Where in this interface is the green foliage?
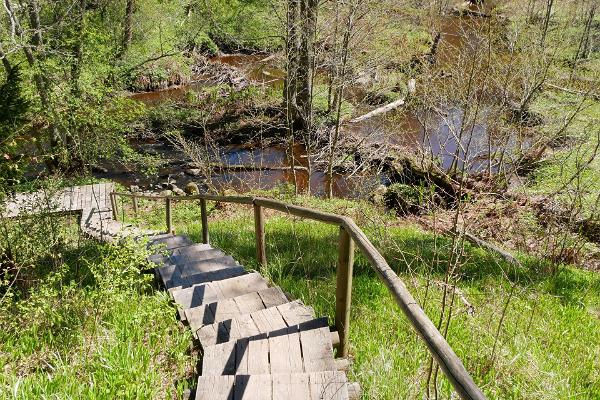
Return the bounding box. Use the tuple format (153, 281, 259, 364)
(196, 0, 282, 51)
(0, 217, 194, 398)
(384, 183, 433, 215)
(0, 67, 29, 187)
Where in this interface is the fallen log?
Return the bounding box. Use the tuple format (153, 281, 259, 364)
(463, 231, 521, 266)
(349, 97, 407, 123)
(212, 164, 308, 172)
(545, 83, 600, 101)
(185, 164, 309, 177)
(420, 219, 521, 266)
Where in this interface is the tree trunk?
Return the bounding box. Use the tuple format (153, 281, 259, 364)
(122, 0, 135, 54)
(27, 0, 44, 49)
(581, 2, 596, 59)
(284, 0, 316, 132)
(4, 0, 63, 167)
(540, 0, 553, 47)
(327, 6, 355, 199)
(284, 0, 300, 126)
(0, 44, 11, 75)
(296, 0, 317, 131)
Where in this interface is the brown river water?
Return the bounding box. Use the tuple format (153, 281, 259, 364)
(99, 3, 525, 197)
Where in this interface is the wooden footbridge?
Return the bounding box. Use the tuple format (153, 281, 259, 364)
(2, 183, 486, 400)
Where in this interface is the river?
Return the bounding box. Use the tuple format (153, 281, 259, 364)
(96, 2, 528, 197)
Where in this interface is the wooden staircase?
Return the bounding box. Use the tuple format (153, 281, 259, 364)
(146, 233, 360, 400)
(4, 185, 486, 400)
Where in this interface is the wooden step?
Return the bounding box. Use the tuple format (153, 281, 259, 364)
(171, 245, 229, 265)
(195, 371, 352, 400)
(160, 264, 248, 291)
(146, 234, 194, 250)
(197, 300, 325, 347)
(186, 287, 289, 338)
(148, 243, 215, 267)
(171, 272, 270, 316)
(155, 255, 239, 286)
(202, 326, 336, 376)
(179, 256, 241, 278)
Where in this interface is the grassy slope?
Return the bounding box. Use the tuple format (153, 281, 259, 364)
(120, 194, 600, 399)
(0, 219, 195, 399)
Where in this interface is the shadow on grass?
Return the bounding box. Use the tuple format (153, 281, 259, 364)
(189, 216, 600, 309)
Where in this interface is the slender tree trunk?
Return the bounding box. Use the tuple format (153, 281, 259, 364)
(327, 5, 355, 199)
(581, 2, 596, 59)
(327, 0, 340, 113)
(296, 0, 317, 131)
(122, 0, 135, 54)
(0, 44, 11, 75)
(4, 0, 63, 167)
(284, 0, 300, 193)
(27, 0, 44, 49)
(540, 0, 553, 47)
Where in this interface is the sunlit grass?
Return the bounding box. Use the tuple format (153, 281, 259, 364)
(125, 195, 600, 399)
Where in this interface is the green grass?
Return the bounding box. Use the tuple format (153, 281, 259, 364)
(120, 194, 600, 399)
(0, 218, 195, 399)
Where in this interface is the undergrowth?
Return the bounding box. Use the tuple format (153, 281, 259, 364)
(0, 215, 195, 399)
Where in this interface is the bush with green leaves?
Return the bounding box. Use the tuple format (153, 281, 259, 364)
(0, 216, 194, 398)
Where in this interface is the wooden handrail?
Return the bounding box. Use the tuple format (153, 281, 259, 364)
(111, 191, 486, 400)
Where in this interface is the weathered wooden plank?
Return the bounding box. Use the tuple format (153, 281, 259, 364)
(198, 313, 260, 347)
(179, 256, 240, 278)
(214, 273, 269, 299)
(235, 338, 269, 375)
(272, 373, 311, 400)
(269, 331, 303, 374)
(300, 328, 337, 373)
(181, 267, 247, 290)
(171, 246, 225, 263)
(202, 341, 237, 376)
(234, 375, 272, 400)
(197, 299, 325, 347)
(277, 301, 314, 326)
(172, 273, 268, 313)
(147, 235, 195, 250)
(171, 282, 221, 309)
(156, 264, 179, 287)
(309, 371, 349, 400)
(187, 287, 283, 338)
(226, 291, 262, 316)
(257, 286, 288, 309)
(187, 304, 217, 336)
(250, 306, 287, 334)
(195, 376, 234, 400)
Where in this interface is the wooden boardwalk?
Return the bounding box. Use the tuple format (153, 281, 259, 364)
(2, 183, 150, 241)
(2, 184, 359, 399)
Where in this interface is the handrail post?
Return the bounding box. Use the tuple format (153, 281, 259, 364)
(166, 197, 174, 234)
(200, 198, 209, 244)
(253, 203, 267, 266)
(336, 226, 354, 358)
(110, 193, 118, 220)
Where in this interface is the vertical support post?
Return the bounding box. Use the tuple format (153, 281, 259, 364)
(336, 227, 354, 358)
(253, 203, 267, 266)
(200, 198, 209, 244)
(166, 197, 174, 234)
(132, 196, 139, 216)
(110, 193, 118, 220)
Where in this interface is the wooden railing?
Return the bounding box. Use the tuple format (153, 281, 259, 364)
(110, 191, 486, 400)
